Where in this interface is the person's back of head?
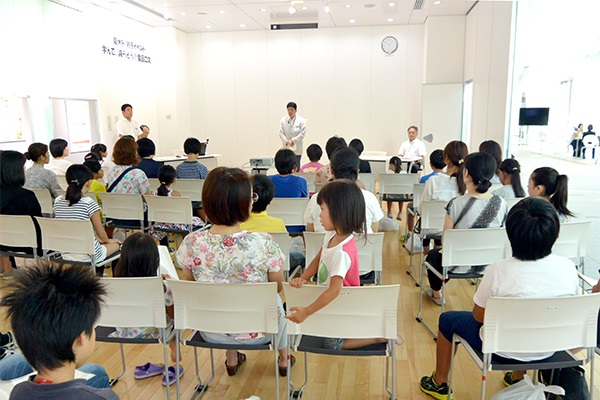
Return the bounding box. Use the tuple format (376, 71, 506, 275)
(464, 152, 495, 194)
(316, 179, 366, 235)
(325, 136, 347, 160)
(114, 233, 159, 277)
(530, 167, 574, 217)
(478, 140, 502, 170)
(443, 140, 469, 194)
(330, 147, 359, 181)
(157, 165, 177, 196)
(588, 124, 594, 131)
(202, 167, 252, 226)
(137, 138, 156, 158)
(274, 149, 297, 175)
(183, 137, 201, 155)
(429, 149, 445, 171)
(252, 174, 275, 213)
(389, 156, 402, 173)
(0, 150, 26, 188)
(82, 160, 102, 176)
(306, 144, 323, 162)
(49, 138, 69, 158)
(25, 142, 48, 163)
(84, 152, 101, 162)
(498, 158, 525, 197)
(348, 139, 365, 156)
(0, 265, 106, 374)
(65, 164, 93, 206)
(505, 197, 560, 261)
(113, 137, 139, 166)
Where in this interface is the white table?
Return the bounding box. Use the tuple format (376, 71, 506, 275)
(154, 154, 221, 170)
(361, 155, 422, 175)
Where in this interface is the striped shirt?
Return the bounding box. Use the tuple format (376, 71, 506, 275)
(176, 161, 209, 180)
(53, 195, 104, 262)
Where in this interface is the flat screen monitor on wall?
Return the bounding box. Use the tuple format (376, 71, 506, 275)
(519, 107, 549, 126)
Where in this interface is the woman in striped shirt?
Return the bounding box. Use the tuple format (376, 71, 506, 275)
(53, 164, 121, 274)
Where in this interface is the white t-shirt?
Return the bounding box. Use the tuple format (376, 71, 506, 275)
(397, 138, 426, 158)
(492, 185, 516, 199)
(473, 255, 579, 361)
(115, 118, 140, 139)
(421, 173, 459, 208)
(46, 159, 72, 176)
(304, 187, 383, 233)
(316, 231, 359, 286)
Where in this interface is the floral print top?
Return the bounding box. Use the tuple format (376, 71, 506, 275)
(106, 165, 149, 194)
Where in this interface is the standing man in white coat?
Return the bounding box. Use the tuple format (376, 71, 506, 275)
(278, 102, 306, 168)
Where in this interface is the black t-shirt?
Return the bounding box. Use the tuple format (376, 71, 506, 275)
(358, 159, 372, 174)
(10, 378, 119, 400)
(0, 186, 42, 254)
(137, 158, 164, 179)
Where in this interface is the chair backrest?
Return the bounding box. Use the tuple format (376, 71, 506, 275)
(503, 197, 522, 211)
(147, 178, 160, 192)
(358, 173, 376, 194)
(303, 231, 326, 265)
(294, 173, 316, 194)
(482, 294, 600, 354)
(56, 189, 66, 197)
(412, 184, 425, 213)
(377, 173, 420, 200)
(269, 232, 291, 272)
(145, 195, 193, 227)
(552, 220, 591, 262)
(268, 198, 310, 227)
(355, 233, 384, 275)
(98, 277, 167, 328)
(489, 183, 503, 193)
(283, 283, 399, 339)
(583, 136, 599, 147)
(97, 192, 144, 221)
(172, 179, 204, 202)
(419, 200, 447, 231)
(0, 215, 38, 250)
(35, 216, 95, 255)
(442, 227, 510, 267)
(168, 280, 279, 334)
(55, 175, 68, 190)
(31, 189, 54, 216)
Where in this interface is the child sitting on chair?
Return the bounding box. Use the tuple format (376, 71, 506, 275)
(384, 156, 407, 220)
(300, 144, 324, 173)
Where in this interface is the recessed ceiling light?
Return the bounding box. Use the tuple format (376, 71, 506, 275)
(324, 5, 330, 12)
(180, 11, 186, 16)
(388, 2, 395, 6)
(301, 6, 308, 10)
(219, 10, 225, 14)
(364, 3, 376, 8)
(240, 23, 246, 28)
(260, 8, 267, 12)
(433, 0, 441, 3)
(196, 11, 207, 15)
(349, 19, 355, 23)
(345, 4, 351, 8)
(288, 5, 297, 14)
(205, 25, 211, 29)
(387, 18, 394, 22)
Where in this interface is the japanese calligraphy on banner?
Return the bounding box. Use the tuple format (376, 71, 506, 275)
(101, 37, 151, 64)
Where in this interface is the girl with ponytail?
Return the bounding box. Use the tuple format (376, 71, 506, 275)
(53, 164, 121, 273)
(528, 167, 574, 221)
(493, 158, 526, 198)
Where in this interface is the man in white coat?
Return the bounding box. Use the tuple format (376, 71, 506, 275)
(114, 103, 140, 140)
(397, 125, 426, 173)
(278, 101, 306, 168)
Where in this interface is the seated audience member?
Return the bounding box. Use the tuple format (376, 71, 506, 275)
(269, 149, 308, 198)
(136, 138, 163, 179)
(106, 137, 150, 195)
(0, 150, 42, 279)
(384, 156, 407, 220)
(0, 265, 119, 399)
(175, 138, 209, 180)
(46, 138, 72, 176)
(304, 147, 383, 234)
(419, 197, 578, 398)
(492, 158, 526, 198)
(176, 167, 293, 377)
(420, 149, 445, 184)
(349, 138, 372, 174)
(83, 160, 106, 203)
(582, 124, 596, 159)
(527, 167, 574, 222)
(398, 125, 426, 173)
(479, 139, 503, 184)
(24, 142, 62, 199)
(139, 124, 150, 139)
(315, 136, 347, 185)
(423, 152, 508, 305)
(84, 152, 101, 162)
(91, 143, 108, 162)
(300, 144, 324, 173)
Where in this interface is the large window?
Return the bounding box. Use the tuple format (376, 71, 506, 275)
(0, 97, 31, 144)
(51, 98, 101, 153)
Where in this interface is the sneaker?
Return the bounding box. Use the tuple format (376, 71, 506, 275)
(386, 212, 393, 219)
(400, 233, 411, 244)
(396, 213, 403, 221)
(424, 287, 445, 306)
(420, 373, 451, 400)
(503, 371, 523, 387)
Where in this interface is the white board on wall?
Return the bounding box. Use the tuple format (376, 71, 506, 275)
(421, 83, 464, 162)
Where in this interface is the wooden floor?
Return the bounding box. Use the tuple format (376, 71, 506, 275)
(2, 226, 600, 399)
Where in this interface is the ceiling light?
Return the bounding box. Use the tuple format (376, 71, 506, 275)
(289, 5, 297, 14)
(324, 5, 330, 12)
(387, 18, 394, 22)
(205, 25, 211, 29)
(349, 19, 355, 23)
(180, 11, 186, 15)
(260, 8, 267, 12)
(388, 2, 395, 6)
(434, 0, 440, 3)
(301, 6, 308, 10)
(219, 10, 225, 14)
(345, 4, 351, 8)
(240, 23, 246, 28)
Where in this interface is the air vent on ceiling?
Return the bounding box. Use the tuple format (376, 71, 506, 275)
(413, 0, 425, 10)
(271, 23, 318, 30)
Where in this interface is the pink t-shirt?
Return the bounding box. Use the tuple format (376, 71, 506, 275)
(300, 161, 324, 173)
(317, 231, 360, 287)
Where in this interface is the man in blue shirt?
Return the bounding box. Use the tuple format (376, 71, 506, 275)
(419, 149, 445, 184)
(269, 149, 308, 198)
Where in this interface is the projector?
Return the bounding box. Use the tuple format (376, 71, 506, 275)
(249, 157, 274, 168)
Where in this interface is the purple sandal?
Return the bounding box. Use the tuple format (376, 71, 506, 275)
(161, 365, 184, 386)
(134, 362, 165, 380)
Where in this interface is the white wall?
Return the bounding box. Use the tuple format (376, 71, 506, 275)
(187, 25, 425, 167)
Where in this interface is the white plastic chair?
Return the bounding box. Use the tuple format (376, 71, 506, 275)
(294, 172, 315, 194)
(417, 227, 511, 337)
(489, 183, 503, 193)
(283, 283, 400, 400)
(269, 231, 297, 280)
(172, 179, 204, 202)
(358, 173, 376, 194)
(97, 192, 146, 231)
(303, 231, 326, 267)
(147, 178, 160, 192)
(168, 280, 281, 400)
(0, 215, 39, 265)
(356, 232, 384, 285)
(552, 220, 591, 275)
(145, 195, 195, 235)
(269, 198, 310, 228)
(409, 183, 426, 216)
(448, 294, 600, 400)
(377, 173, 420, 203)
(503, 197, 523, 211)
(582, 135, 599, 162)
(96, 277, 174, 397)
(34, 216, 120, 270)
(31, 188, 54, 217)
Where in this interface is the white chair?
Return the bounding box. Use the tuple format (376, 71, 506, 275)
(31, 188, 54, 217)
(377, 173, 420, 203)
(172, 179, 204, 202)
(448, 294, 600, 400)
(97, 192, 146, 231)
(552, 220, 591, 275)
(269, 198, 310, 228)
(582, 135, 599, 162)
(283, 283, 400, 400)
(56, 189, 66, 197)
(168, 280, 281, 400)
(0, 215, 39, 265)
(409, 183, 426, 216)
(356, 232, 384, 285)
(358, 173, 376, 194)
(34, 217, 120, 271)
(303, 231, 326, 268)
(503, 197, 523, 211)
(55, 174, 67, 190)
(95, 277, 174, 397)
(417, 227, 511, 337)
(294, 172, 315, 194)
(145, 195, 197, 235)
(269, 231, 299, 280)
(147, 178, 160, 192)
(489, 183, 503, 193)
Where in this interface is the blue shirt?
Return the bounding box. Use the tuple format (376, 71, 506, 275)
(269, 175, 308, 198)
(420, 171, 439, 184)
(176, 161, 209, 180)
(137, 158, 163, 179)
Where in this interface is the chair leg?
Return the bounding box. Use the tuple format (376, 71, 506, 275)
(590, 347, 595, 400)
(110, 343, 126, 386)
(480, 354, 490, 400)
(273, 334, 280, 400)
(391, 341, 397, 400)
(189, 348, 215, 400)
(163, 329, 171, 400)
(448, 336, 457, 396)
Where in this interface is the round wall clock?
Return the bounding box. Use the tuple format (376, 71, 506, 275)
(381, 36, 398, 55)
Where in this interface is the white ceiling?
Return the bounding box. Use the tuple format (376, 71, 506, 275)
(64, 0, 478, 32)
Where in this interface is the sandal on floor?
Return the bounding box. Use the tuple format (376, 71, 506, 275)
(278, 354, 296, 377)
(134, 362, 165, 380)
(161, 365, 184, 386)
(225, 352, 246, 376)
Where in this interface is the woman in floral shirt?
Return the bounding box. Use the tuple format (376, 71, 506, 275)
(176, 167, 293, 377)
(105, 137, 150, 195)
